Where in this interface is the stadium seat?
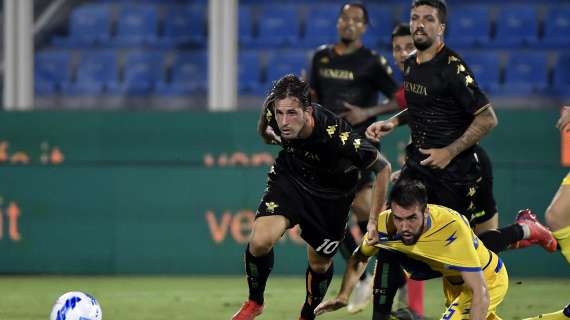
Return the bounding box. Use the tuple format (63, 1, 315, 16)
(52, 4, 111, 48)
(255, 6, 300, 48)
(502, 52, 548, 95)
(302, 6, 339, 49)
(493, 6, 539, 48)
(446, 6, 490, 48)
(265, 51, 308, 85)
(542, 7, 570, 48)
(61, 51, 118, 95)
(363, 6, 393, 48)
(238, 51, 264, 95)
(108, 51, 164, 95)
(552, 53, 570, 97)
(460, 52, 501, 95)
(112, 6, 158, 47)
(155, 51, 207, 95)
(239, 6, 255, 48)
(158, 6, 206, 48)
(35, 51, 72, 95)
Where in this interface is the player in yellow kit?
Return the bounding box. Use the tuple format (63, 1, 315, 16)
(522, 106, 570, 320)
(315, 179, 508, 320)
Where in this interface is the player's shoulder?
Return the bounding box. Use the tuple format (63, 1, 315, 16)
(312, 44, 333, 59)
(428, 204, 471, 232)
(437, 46, 470, 72)
(312, 103, 347, 132)
(376, 209, 392, 231)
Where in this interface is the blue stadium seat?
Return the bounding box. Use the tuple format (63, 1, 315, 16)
(303, 6, 339, 49)
(112, 6, 158, 47)
(155, 51, 207, 95)
(542, 7, 570, 48)
(255, 6, 300, 48)
(239, 51, 264, 95)
(265, 51, 308, 85)
(239, 6, 255, 48)
(461, 52, 501, 95)
(61, 51, 118, 95)
(158, 6, 206, 48)
(503, 52, 548, 95)
(553, 53, 570, 97)
(493, 6, 539, 48)
(446, 6, 490, 48)
(363, 6, 393, 47)
(35, 51, 72, 95)
(108, 51, 163, 95)
(52, 4, 111, 48)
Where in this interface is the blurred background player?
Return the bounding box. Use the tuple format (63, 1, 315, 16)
(315, 179, 509, 320)
(307, 2, 397, 313)
(366, 1, 557, 318)
(232, 74, 387, 320)
(521, 106, 570, 320)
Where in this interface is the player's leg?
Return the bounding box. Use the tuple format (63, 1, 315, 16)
(546, 177, 570, 264)
(300, 245, 335, 320)
(233, 215, 289, 320)
(346, 185, 374, 313)
(371, 250, 407, 320)
(522, 304, 570, 320)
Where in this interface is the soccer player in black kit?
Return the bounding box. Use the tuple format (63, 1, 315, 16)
(365, 1, 557, 318)
(231, 74, 388, 320)
(308, 2, 398, 312)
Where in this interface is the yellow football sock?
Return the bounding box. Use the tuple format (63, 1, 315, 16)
(553, 224, 570, 264)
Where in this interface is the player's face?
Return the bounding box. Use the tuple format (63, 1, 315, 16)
(337, 5, 367, 43)
(410, 5, 444, 51)
(391, 202, 426, 245)
(274, 97, 309, 140)
(392, 35, 415, 72)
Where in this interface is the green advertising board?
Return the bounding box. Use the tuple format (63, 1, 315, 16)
(0, 110, 567, 277)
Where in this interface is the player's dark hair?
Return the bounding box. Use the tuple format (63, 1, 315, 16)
(411, 0, 447, 25)
(267, 74, 311, 110)
(339, 2, 369, 25)
(389, 178, 428, 210)
(391, 22, 411, 41)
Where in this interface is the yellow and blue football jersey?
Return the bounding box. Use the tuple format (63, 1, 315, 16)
(361, 204, 502, 281)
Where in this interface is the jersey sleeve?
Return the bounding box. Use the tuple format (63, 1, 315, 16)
(372, 54, 398, 98)
(325, 115, 379, 170)
(445, 55, 491, 115)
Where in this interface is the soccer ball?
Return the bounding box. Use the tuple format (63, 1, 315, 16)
(49, 291, 102, 320)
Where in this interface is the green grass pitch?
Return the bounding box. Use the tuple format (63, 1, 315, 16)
(1, 276, 568, 319)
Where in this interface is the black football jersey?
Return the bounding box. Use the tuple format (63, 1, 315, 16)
(403, 46, 490, 162)
(309, 45, 398, 134)
(264, 103, 378, 198)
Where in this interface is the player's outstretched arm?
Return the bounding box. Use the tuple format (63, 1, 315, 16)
(365, 108, 407, 142)
(461, 270, 490, 320)
(314, 252, 370, 316)
(367, 152, 391, 245)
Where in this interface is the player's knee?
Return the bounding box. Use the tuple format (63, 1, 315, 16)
(309, 258, 333, 274)
(249, 234, 276, 256)
(546, 205, 564, 230)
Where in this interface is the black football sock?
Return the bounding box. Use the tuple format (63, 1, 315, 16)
(300, 263, 334, 320)
(245, 244, 274, 305)
(478, 224, 524, 253)
(372, 253, 407, 320)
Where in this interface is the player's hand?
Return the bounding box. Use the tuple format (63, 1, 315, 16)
(365, 121, 395, 142)
(265, 126, 282, 145)
(366, 220, 379, 245)
(390, 169, 401, 183)
(314, 297, 348, 316)
(556, 106, 570, 132)
(419, 147, 453, 169)
(341, 102, 370, 125)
